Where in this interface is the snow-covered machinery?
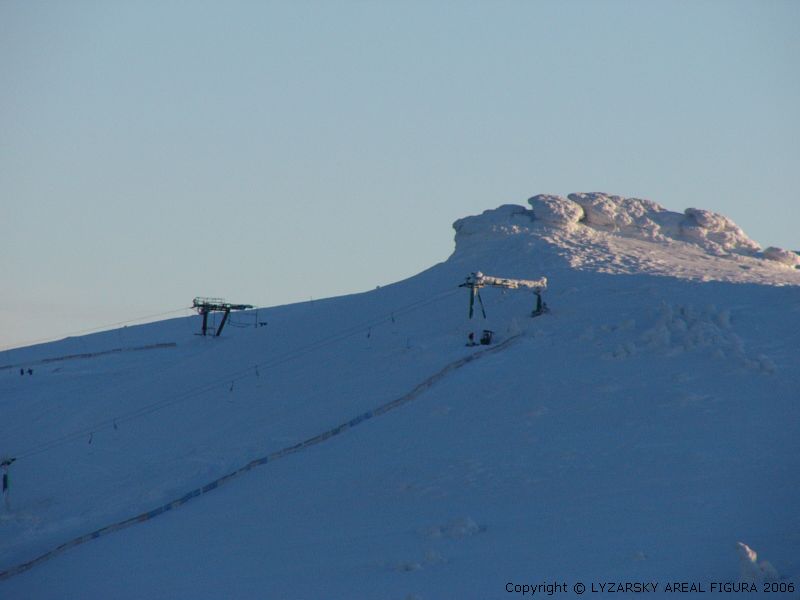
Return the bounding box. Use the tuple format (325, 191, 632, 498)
(459, 272, 548, 320)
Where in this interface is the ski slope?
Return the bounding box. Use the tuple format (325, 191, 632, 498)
(1, 194, 799, 599)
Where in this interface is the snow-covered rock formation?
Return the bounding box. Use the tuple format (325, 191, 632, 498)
(737, 542, 779, 584)
(1, 192, 798, 599)
(453, 193, 800, 285)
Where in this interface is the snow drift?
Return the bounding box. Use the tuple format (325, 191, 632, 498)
(1, 193, 798, 599)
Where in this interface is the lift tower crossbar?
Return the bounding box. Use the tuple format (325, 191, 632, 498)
(192, 297, 254, 337)
(459, 272, 548, 319)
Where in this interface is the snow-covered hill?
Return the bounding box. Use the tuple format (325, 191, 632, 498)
(1, 194, 798, 599)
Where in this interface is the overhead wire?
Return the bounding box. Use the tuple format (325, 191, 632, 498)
(0, 307, 194, 353)
(0, 333, 521, 582)
(12, 286, 461, 461)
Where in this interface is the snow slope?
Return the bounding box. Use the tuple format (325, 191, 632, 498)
(1, 194, 798, 599)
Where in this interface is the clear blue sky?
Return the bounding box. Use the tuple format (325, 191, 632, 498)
(2, 0, 798, 350)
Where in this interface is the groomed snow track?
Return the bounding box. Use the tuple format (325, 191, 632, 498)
(0, 334, 522, 581)
(0, 342, 177, 372)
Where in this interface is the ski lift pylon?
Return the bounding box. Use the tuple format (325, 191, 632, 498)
(458, 271, 548, 319)
(192, 297, 254, 336)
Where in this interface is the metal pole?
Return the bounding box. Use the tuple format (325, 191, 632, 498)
(216, 308, 231, 336)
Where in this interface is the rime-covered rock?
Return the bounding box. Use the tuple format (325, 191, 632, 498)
(763, 246, 800, 267)
(527, 194, 584, 227)
(568, 192, 635, 229)
(452, 204, 533, 247)
(449, 192, 799, 285)
(681, 208, 761, 255)
(737, 542, 779, 584)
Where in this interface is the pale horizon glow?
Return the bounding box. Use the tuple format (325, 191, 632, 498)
(2, 1, 798, 351)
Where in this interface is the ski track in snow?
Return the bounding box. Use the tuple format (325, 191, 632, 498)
(1, 193, 798, 599)
(0, 336, 522, 581)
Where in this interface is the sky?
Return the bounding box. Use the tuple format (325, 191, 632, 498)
(2, 0, 798, 351)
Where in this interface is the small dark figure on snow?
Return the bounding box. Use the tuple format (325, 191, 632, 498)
(1, 457, 14, 511)
(532, 291, 549, 317)
(19, 368, 24, 376)
(466, 332, 476, 346)
(27, 368, 33, 376)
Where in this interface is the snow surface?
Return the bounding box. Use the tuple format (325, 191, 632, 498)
(1, 194, 799, 599)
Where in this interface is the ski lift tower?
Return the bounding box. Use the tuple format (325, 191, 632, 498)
(193, 297, 254, 337)
(459, 272, 548, 319)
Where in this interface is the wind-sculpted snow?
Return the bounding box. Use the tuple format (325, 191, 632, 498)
(452, 193, 800, 285)
(528, 194, 585, 227)
(737, 542, 779, 584)
(680, 207, 762, 256)
(1, 193, 798, 599)
(763, 246, 800, 267)
(566, 193, 763, 256)
(584, 302, 777, 373)
(451, 204, 534, 241)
